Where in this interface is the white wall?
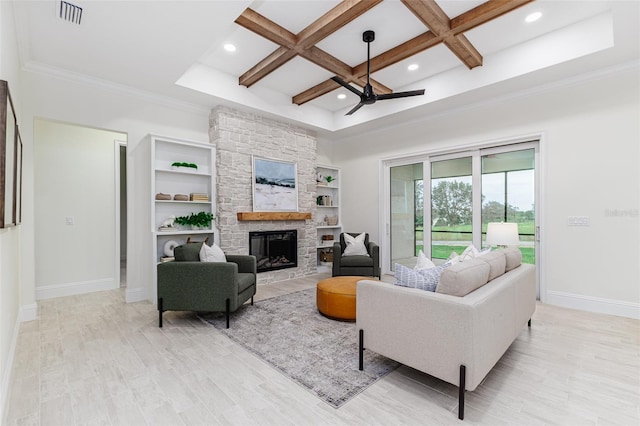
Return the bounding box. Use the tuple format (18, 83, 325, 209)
(33, 120, 125, 298)
(0, 0, 23, 418)
(329, 68, 640, 318)
(20, 70, 210, 306)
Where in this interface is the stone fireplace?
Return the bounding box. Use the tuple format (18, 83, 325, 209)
(209, 106, 317, 285)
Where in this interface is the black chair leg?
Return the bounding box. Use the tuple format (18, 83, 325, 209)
(225, 298, 230, 329)
(528, 318, 532, 327)
(158, 298, 163, 328)
(459, 365, 466, 420)
(251, 297, 254, 305)
(359, 329, 364, 371)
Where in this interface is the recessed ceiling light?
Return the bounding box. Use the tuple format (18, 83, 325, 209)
(407, 64, 419, 71)
(223, 44, 236, 52)
(525, 12, 542, 23)
(337, 93, 347, 100)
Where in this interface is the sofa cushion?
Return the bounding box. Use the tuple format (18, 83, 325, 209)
(502, 247, 522, 271)
(414, 250, 436, 270)
(343, 232, 369, 256)
(436, 258, 490, 297)
(199, 242, 227, 263)
(340, 255, 373, 267)
(475, 250, 506, 281)
(394, 263, 445, 292)
(174, 242, 203, 261)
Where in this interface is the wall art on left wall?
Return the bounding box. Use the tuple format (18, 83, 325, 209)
(0, 79, 22, 228)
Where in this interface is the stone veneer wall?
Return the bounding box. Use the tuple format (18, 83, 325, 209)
(209, 106, 318, 285)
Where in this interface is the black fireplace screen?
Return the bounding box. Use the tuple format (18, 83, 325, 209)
(249, 230, 297, 273)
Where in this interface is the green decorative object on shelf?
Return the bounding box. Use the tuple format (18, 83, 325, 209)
(324, 176, 335, 184)
(171, 161, 198, 170)
(174, 211, 214, 228)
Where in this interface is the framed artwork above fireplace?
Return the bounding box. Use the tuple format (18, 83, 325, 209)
(252, 156, 298, 212)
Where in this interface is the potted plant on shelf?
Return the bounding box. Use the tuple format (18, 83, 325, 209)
(171, 162, 198, 171)
(174, 212, 214, 229)
(324, 175, 336, 185)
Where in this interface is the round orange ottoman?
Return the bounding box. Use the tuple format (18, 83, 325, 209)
(316, 276, 366, 321)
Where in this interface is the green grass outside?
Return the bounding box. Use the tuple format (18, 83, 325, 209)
(413, 221, 535, 263)
(416, 222, 535, 240)
(417, 244, 535, 264)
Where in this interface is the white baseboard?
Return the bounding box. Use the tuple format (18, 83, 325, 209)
(35, 278, 116, 300)
(125, 286, 147, 303)
(20, 303, 37, 322)
(546, 291, 640, 319)
(0, 315, 21, 425)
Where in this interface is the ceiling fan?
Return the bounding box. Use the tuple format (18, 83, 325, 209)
(332, 30, 425, 116)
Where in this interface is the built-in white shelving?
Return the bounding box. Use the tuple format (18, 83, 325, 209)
(316, 165, 341, 273)
(132, 134, 217, 303)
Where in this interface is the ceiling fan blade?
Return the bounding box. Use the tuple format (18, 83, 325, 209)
(332, 76, 363, 97)
(376, 89, 425, 100)
(345, 102, 365, 116)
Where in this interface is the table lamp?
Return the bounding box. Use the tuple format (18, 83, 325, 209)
(485, 222, 519, 248)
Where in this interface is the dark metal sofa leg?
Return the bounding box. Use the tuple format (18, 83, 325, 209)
(459, 365, 466, 420)
(158, 298, 163, 328)
(251, 297, 254, 306)
(225, 298, 230, 329)
(528, 318, 531, 327)
(359, 329, 364, 371)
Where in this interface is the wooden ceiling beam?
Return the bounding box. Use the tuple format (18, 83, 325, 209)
(239, 47, 297, 88)
(235, 8, 296, 48)
(240, 0, 536, 105)
(451, 0, 535, 33)
(293, 79, 341, 105)
(236, 0, 381, 88)
(352, 32, 439, 78)
(297, 0, 383, 49)
(444, 34, 482, 68)
(299, 47, 353, 80)
(402, 0, 483, 69)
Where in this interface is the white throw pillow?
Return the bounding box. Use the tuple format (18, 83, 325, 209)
(447, 251, 461, 265)
(460, 244, 481, 261)
(414, 250, 436, 270)
(343, 232, 369, 256)
(199, 243, 227, 263)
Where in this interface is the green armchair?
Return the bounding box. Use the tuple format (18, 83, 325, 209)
(157, 243, 257, 328)
(332, 232, 381, 278)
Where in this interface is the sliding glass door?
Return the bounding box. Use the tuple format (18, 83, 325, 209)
(481, 147, 536, 264)
(430, 155, 474, 260)
(385, 141, 539, 285)
(389, 162, 423, 270)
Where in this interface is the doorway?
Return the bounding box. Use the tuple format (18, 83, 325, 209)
(116, 141, 127, 288)
(33, 119, 128, 299)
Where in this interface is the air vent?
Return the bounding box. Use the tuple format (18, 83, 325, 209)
(59, 1, 82, 25)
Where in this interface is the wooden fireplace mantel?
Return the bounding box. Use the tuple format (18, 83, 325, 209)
(237, 212, 312, 221)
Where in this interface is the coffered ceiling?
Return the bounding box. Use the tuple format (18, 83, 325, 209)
(11, 1, 640, 136)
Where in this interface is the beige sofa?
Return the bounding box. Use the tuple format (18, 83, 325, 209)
(356, 249, 536, 420)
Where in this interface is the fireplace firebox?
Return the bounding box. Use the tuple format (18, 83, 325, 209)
(249, 230, 297, 273)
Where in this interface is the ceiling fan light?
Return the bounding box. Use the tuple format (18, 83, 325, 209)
(525, 12, 542, 23)
(407, 64, 419, 71)
(223, 43, 236, 52)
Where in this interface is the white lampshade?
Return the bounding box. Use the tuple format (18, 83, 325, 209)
(485, 222, 519, 247)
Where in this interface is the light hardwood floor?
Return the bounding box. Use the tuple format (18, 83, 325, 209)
(4, 273, 639, 425)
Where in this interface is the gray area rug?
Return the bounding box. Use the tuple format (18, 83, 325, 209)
(199, 288, 399, 408)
